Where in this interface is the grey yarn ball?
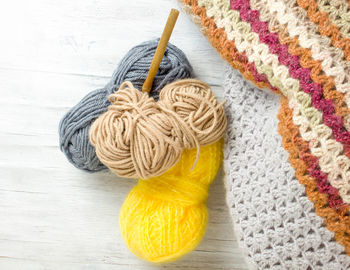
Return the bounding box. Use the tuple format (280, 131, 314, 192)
(59, 39, 193, 172)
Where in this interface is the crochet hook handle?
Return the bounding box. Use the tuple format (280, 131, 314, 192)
(142, 9, 179, 93)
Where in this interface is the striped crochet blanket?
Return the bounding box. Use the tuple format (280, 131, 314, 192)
(180, 0, 350, 268)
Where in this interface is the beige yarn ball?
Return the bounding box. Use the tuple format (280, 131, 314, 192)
(90, 79, 226, 179)
(159, 79, 226, 146)
(89, 82, 182, 179)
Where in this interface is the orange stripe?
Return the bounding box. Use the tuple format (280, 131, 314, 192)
(278, 25, 350, 119)
(297, 0, 350, 61)
(182, 0, 273, 91)
(277, 26, 350, 158)
(278, 96, 350, 255)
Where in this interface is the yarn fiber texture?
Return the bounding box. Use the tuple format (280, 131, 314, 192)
(59, 40, 193, 172)
(119, 139, 223, 263)
(89, 79, 226, 179)
(181, 0, 350, 259)
(224, 68, 350, 270)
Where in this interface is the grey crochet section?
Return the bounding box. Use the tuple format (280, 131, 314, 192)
(223, 66, 350, 270)
(59, 39, 193, 172)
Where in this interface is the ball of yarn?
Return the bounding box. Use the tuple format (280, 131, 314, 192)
(58, 39, 193, 172)
(89, 79, 226, 179)
(159, 79, 227, 146)
(119, 139, 223, 263)
(89, 82, 183, 179)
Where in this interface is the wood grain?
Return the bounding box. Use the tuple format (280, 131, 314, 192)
(0, 0, 248, 269)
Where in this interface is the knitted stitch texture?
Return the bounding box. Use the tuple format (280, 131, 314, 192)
(180, 0, 350, 259)
(224, 67, 350, 269)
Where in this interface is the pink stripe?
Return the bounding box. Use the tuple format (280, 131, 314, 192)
(226, 42, 279, 91)
(230, 0, 348, 209)
(301, 150, 346, 209)
(230, 0, 350, 147)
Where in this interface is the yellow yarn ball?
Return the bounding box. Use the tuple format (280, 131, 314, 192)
(119, 139, 223, 263)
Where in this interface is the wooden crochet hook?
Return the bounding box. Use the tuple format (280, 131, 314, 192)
(142, 9, 179, 93)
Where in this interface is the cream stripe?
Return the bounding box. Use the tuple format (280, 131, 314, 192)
(282, 0, 350, 110)
(250, 0, 350, 131)
(318, 0, 350, 39)
(250, 0, 350, 115)
(198, 0, 350, 202)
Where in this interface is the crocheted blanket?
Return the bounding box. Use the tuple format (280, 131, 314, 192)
(180, 0, 350, 267)
(224, 67, 350, 269)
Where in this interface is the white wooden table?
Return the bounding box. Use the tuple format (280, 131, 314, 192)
(0, 0, 248, 269)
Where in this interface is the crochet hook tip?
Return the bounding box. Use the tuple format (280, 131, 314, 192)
(142, 9, 179, 93)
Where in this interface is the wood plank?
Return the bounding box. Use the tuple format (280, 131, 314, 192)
(0, 0, 248, 269)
